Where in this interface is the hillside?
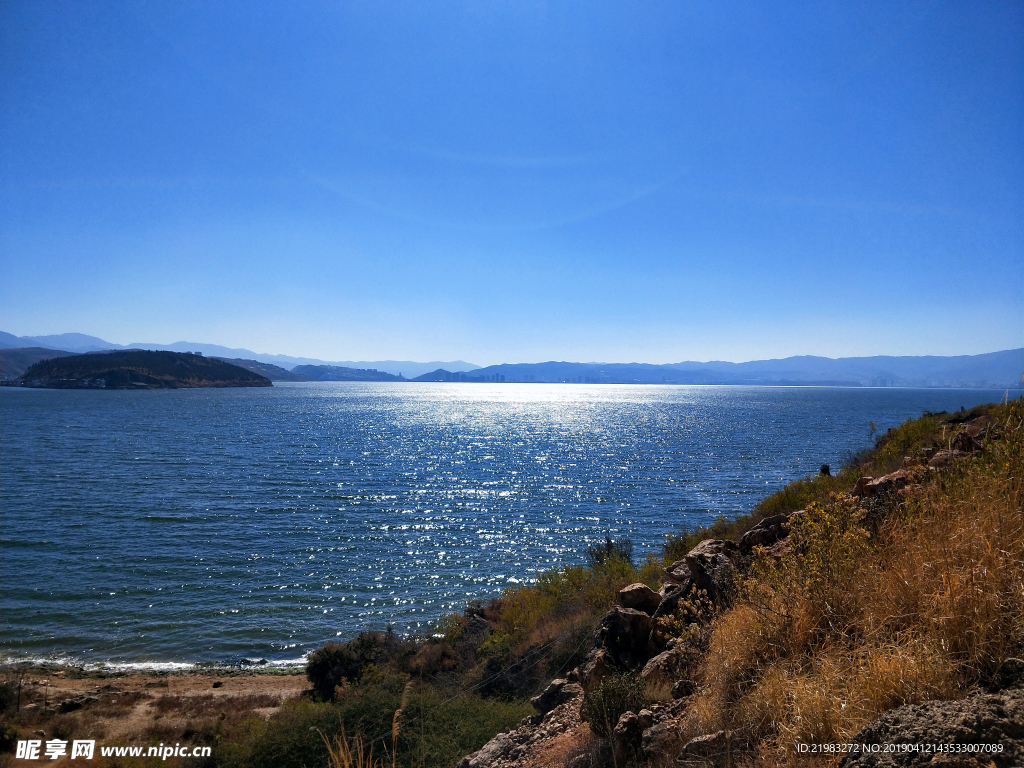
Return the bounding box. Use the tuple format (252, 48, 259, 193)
(11, 350, 272, 389)
(0, 346, 77, 380)
(290, 364, 405, 382)
(216, 357, 310, 381)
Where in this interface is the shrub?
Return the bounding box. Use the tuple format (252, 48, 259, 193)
(580, 674, 645, 738)
(586, 536, 634, 568)
(307, 632, 414, 701)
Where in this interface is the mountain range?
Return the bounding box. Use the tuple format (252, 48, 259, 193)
(1, 331, 1021, 389)
(0, 332, 478, 379)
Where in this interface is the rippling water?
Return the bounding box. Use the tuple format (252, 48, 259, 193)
(0, 383, 1004, 666)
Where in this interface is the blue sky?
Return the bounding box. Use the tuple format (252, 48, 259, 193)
(1, 1, 1021, 365)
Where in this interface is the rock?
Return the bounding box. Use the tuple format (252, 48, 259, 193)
(852, 475, 874, 496)
(642, 720, 686, 764)
(212, 680, 223, 688)
(680, 730, 732, 767)
(463, 732, 515, 768)
(671, 678, 694, 699)
(858, 469, 913, 498)
(641, 648, 686, 689)
(530, 678, 582, 714)
(664, 559, 692, 584)
(991, 657, 1024, 691)
(929, 450, 956, 469)
(952, 430, 982, 453)
(58, 698, 82, 713)
(612, 711, 643, 767)
(595, 607, 656, 669)
(652, 581, 691, 621)
(579, 648, 615, 693)
(619, 582, 661, 615)
(637, 709, 654, 730)
(838, 688, 1024, 768)
(740, 513, 792, 551)
(684, 540, 739, 605)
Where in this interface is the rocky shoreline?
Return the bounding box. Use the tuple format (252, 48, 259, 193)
(459, 409, 1024, 768)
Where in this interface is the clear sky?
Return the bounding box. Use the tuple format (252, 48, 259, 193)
(1, 1, 1021, 365)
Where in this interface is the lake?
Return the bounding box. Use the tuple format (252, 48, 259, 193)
(0, 383, 1007, 668)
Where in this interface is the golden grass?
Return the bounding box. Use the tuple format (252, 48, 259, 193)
(679, 401, 1024, 767)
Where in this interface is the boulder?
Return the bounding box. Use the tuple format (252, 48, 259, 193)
(680, 730, 732, 767)
(952, 430, 982, 453)
(929, 449, 956, 469)
(595, 606, 655, 669)
(664, 559, 692, 584)
(579, 648, 615, 694)
(671, 678, 695, 698)
(641, 648, 686, 689)
(853, 469, 912, 498)
(612, 711, 643, 767)
(529, 678, 582, 715)
(642, 720, 686, 764)
(652, 581, 691, 621)
(618, 582, 661, 615)
(740, 513, 792, 551)
(684, 539, 739, 605)
(839, 688, 1024, 768)
(460, 732, 515, 768)
(58, 698, 82, 713)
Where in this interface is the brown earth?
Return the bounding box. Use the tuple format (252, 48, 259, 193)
(3, 669, 306, 766)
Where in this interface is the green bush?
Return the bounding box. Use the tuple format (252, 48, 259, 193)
(0, 681, 16, 714)
(580, 674, 646, 738)
(306, 631, 412, 700)
(586, 536, 634, 568)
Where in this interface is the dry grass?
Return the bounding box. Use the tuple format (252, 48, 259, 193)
(679, 401, 1024, 766)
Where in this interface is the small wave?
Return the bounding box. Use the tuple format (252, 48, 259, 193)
(0, 653, 308, 673)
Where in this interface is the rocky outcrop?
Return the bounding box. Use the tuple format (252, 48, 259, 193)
(852, 469, 913, 498)
(618, 582, 661, 615)
(651, 581, 690, 622)
(529, 678, 582, 715)
(678, 730, 733, 767)
(594, 607, 656, 670)
(579, 648, 616, 694)
(642, 719, 686, 764)
(458, 686, 584, 768)
(839, 688, 1024, 768)
(928, 449, 956, 469)
(681, 539, 739, 605)
(739, 512, 791, 551)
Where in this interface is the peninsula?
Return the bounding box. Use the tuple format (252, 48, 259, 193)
(8, 350, 272, 389)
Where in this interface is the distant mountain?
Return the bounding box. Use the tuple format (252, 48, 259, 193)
(290, 364, 404, 382)
(326, 360, 480, 378)
(9, 350, 272, 389)
(0, 347, 79, 380)
(0, 332, 118, 353)
(0, 332, 480, 376)
(3, 331, 1019, 388)
(215, 358, 310, 382)
(414, 349, 1024, 389)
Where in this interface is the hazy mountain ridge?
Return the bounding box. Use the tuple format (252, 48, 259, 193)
(414, 348, 1024, 388)
(3, 331, 1020, 388)
(0, 332, 479, 377)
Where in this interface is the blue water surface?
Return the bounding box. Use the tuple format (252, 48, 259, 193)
(0, 383, 1006, 666)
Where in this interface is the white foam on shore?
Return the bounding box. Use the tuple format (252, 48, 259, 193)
(0, 653, 309, 673)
